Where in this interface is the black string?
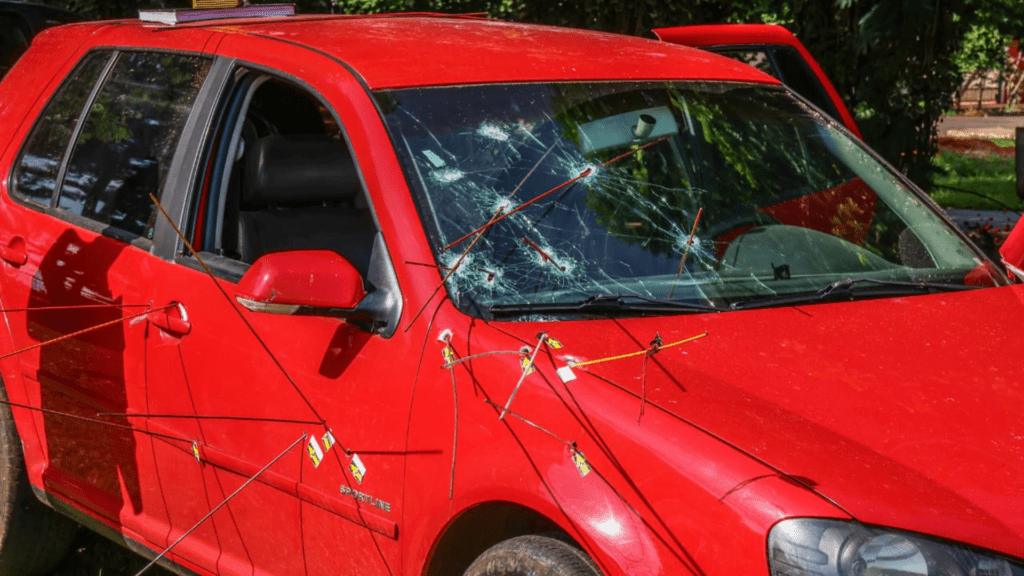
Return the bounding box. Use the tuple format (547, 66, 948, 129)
(0, 399, 192, 444)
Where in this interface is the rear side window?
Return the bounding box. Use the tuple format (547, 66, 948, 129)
(13, 51, 109, 205)
(13, 50, 211, 240)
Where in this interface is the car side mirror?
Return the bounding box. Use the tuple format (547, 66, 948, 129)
(235, 250, 368, 317)
(998, 214, 1024, 281)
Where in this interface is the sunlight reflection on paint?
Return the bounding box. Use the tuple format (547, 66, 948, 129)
(593, 514, 623, 538)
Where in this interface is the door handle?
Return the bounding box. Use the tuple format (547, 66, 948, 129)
(149, 303, 191, 336)
(0, 236, 27, 266)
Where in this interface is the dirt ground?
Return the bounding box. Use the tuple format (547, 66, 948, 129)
(47, 529, 175, 575)
(937, 136, 1016, 158)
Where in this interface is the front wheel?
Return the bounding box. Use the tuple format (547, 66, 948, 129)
(0, 382, 77, 576)
(463, 535, 602, 576)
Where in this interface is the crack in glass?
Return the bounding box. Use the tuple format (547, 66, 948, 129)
(377, 82, 992, 318)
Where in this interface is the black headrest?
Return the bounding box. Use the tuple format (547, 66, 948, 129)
(243, 134, 360, 206)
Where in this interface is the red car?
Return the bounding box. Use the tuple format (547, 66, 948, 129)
(0, 9, 1022, 576)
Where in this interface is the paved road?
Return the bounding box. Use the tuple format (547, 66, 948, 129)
(939, 115, 1024, 139)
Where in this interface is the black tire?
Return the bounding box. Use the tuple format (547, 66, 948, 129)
(463, 535, 602, 576)
(0, 383, 77, 576)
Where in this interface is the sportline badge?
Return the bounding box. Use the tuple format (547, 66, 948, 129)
(349, 453, 367, 484)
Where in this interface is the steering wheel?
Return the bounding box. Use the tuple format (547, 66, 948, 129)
(708, 210, 783, 260)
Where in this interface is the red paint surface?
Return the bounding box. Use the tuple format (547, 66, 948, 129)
(237, 250, 366, 309)
(0, 13, 1017, 576)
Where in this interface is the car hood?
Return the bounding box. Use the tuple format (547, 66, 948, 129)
(501, 285, 1024, 558)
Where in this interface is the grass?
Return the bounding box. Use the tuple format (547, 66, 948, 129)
(928, 150, 1024, 211)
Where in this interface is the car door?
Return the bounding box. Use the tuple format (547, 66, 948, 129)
(655, 23, 878, 246)
(653, 23, 862, 137)
(0, 45, 215, 543)
(138, 37, 413, 576)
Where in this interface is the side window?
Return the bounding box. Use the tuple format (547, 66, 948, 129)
(60, 52, 211, 239)
(192, 74, 377, 277)
(12, 50, 211, 241)
(13, 51, 110, 206)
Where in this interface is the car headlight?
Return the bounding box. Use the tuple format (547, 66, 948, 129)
(769, 519, 1024, 576)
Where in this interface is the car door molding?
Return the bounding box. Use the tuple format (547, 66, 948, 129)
(137, 414, 399, 540)
(197, 440, 399, 539)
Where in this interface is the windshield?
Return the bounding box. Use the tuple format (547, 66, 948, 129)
(376, 82, 996, 318)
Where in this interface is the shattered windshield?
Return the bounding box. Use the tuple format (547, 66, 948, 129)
(376, 82, 992, 318)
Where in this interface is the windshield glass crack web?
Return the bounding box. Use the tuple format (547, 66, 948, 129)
(389, 94, 717, 310)
(376, 82, 987, 318)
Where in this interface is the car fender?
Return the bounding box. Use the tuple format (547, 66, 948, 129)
(405, 316, 845, 576)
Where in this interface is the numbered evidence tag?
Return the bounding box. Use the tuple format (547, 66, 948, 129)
(307, 435, 324, 468)
(520, 356, 535, 376)
(556, 365, 577, 383)
(571, 449, 592, 478)
(349, 453, 367, 484)
(322, 430, 336, 453)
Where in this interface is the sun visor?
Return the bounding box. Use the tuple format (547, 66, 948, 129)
(576, 106, 679, 154)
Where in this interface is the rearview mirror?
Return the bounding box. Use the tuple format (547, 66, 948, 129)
(235, 250, 367, 315)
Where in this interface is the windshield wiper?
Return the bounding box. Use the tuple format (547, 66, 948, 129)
(730, 277, 975, 311)
(489, 293, 717, 318)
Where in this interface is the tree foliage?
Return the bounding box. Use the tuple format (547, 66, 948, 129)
(34, 0, 1024, 184)
(327, 0, 1024, 184)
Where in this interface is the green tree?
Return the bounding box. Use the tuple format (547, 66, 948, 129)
(37, 0, 1024, 186)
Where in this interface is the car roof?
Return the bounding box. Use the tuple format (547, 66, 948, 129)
(57, 14, 781, 89)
